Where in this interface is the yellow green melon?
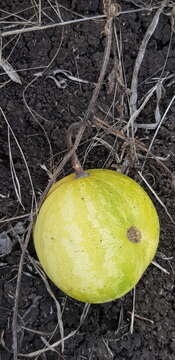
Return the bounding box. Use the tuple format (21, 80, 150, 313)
(33, 169, 159, 303)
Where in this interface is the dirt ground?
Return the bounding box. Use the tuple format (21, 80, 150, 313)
(0, 1, 175, 359)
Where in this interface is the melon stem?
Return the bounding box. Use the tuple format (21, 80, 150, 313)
(67, 122, 88, 178)
(72, 155, 88, 178)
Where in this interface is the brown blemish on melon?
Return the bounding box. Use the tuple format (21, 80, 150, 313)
(127, 226, 141, 243)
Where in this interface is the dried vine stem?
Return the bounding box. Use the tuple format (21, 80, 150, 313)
(67, 122, 88, 178)
(83, 1, 119, 122)
(12, 220, 34, 360)
(65, 2, 121, 178)
(128, 0, 168, 129)
(12, 2, 116, 359)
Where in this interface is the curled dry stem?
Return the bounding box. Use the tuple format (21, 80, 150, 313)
(66, 0, 117, 177)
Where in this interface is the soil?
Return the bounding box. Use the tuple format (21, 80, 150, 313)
(0, 1, 175, 359)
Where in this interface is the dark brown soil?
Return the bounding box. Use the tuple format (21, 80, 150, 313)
(0, 1, 175, 359)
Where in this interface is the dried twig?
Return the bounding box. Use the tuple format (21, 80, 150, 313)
(128, 311, 154, 325)
(12, 220, 34, 360)
(83, 1, 116, 122)
(130, 287, 136, 334)
(0, 107, 37, 210)
(151, 260, 170, 275)
(8, 126, 24, 209)
(1, 14, 106, 38)
(0, 213, 31, 224)
(1, 6, 157, 38)
(128, 0, 168, 128)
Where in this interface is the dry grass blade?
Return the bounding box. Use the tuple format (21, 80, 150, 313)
(51, 68, 92, 84)
(28, 256, 65, 353)
(129, 0, 168, 120)
(152, 260, 170, 275)
(115, 304, 124, 334)
(0, 213, 30, 224)
(79, 303, 91, 326)
(141, 94, 175, 171)
(12, 220, 34, 360)
(0, 4, 37, 23)
(40, 337, 58, 354)
(47, 0, 63, 22)
(7, 126, 24, 209)
(0, 107, 37, 210)
(128, 312, 154, 325)
(102, 338, 114, 359)
(130, 287, 136, 334)
(38, 0, 42, 25)
(126, 84, 158, 133)
(1, 14, 106, 37)
(0, 6, 160, 38)
(21, 326, 53, 336)
(83, 2, 113, 122)
(136, 79, 164, 130)
(138, 171, 175, 224)
(22, 78, 54, 172)
(0, 57, 22, 84)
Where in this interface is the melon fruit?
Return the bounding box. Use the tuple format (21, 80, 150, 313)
(33, 169, 159, 303)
